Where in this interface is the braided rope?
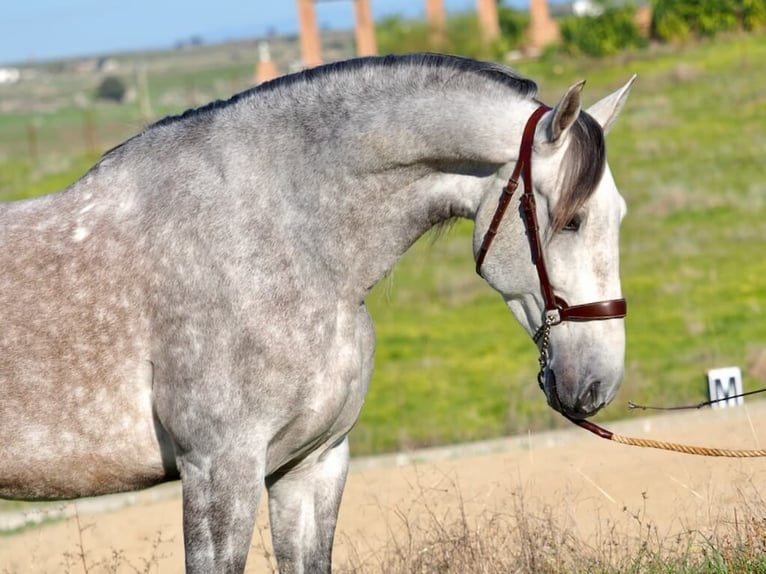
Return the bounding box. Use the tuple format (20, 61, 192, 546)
(610, 432, 766, 457)
(571, 418, 766, 458)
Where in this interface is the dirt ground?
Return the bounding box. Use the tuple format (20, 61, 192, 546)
(2, 401, 766, 573)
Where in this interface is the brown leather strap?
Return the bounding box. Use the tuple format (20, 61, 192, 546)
(519, 163, 557, 311)
(475, 105, 550, 275)
(559, 299, 627, 322)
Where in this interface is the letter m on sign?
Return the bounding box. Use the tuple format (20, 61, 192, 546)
(706, 366, 744, 409)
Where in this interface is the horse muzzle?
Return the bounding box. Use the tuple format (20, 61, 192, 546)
(541, 369, 608, 419)
(540, 334, 625, 419)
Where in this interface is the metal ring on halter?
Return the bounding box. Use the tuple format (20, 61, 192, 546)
(532, 309, 560, 345)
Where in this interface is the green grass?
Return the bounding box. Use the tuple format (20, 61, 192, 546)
(0, 154, 100, 202)
(1, 34, 765, 458)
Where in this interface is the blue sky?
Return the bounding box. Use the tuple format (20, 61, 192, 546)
(0, 0, 516, 65)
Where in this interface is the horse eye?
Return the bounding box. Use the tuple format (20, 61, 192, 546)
(563, 215, 582, 232)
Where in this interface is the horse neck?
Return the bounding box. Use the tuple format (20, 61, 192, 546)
(239, 77, 538, 301)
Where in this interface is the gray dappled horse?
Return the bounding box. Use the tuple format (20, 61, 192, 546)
(0, 54, 634, 572)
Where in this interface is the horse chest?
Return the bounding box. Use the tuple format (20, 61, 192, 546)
(311, 344, 367, 429)
(297, 340, 368, 443)
(266, 304, 374, 469)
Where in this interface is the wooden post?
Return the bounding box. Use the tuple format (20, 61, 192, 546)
(476, 0, 500, 42)
(83, 109, 97, 155)
(255, 42, 279, 84)
(353, 0, 377, 56)
(425, 0, 447, 48)
(297, 0, 322, 68)
(528, 0, 560, 54)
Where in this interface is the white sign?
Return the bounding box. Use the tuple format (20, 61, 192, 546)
(707, 366, 743, 408)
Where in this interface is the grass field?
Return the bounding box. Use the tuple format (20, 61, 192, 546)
(1, 33, 764, 457)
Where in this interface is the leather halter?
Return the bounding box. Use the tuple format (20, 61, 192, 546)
(475, 104, 627, 335)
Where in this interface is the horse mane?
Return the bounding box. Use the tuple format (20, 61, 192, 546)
(149, 53, 539, 131)
(261, 53, 538, 97)
(109, 53, 605, 233)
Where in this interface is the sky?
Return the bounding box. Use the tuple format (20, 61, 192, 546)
(0, 0, 514, 65)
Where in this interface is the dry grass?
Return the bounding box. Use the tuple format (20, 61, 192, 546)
(339, 494, 580, 573)
(336, 480, 766, 574)
(54, 504, 174, 574)
(2, 479, 765, 573)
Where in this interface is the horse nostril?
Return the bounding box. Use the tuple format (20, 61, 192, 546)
(584, 380, 601, 405)
(545, 374, 606, 418)
(571, 380, 604, 418)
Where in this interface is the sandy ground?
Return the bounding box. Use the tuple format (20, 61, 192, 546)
(2, 401, 766, 573)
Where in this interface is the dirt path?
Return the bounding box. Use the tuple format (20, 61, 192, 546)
(2, 402, 766, 572)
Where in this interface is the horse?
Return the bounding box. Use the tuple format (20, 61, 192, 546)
(0, 53, 634, 573)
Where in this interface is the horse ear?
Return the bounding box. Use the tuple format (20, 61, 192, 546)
(546, 80, 585, 143)
(585, 74, 637, 135)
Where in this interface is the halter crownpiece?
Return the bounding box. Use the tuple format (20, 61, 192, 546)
(475, 104, 627, 355)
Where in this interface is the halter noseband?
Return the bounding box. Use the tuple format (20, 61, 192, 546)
(475, 105, 626, 371)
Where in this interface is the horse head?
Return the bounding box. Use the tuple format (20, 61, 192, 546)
(475, 77, 635, 420)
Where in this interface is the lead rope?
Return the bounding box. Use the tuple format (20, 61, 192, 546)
(532, 333, 766, 457)
(569, 417, 766, 458)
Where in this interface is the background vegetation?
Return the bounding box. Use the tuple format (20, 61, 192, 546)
(0, 14, 765, 458)
(559, 4, 648, 56)
(652, 0, 766, 40)
(376, 0, 766, 58)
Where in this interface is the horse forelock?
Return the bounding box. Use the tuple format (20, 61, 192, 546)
(551, 111, 606, 234)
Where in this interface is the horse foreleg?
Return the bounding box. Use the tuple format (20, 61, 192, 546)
(178, 448, 264, 574)
(266, 437, 349, 574)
